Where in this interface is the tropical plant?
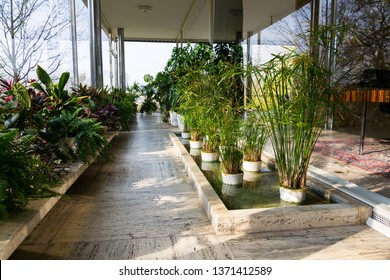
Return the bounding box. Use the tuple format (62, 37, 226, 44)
(71, 84, 138, 130)
(0, 129, 59, 219)
(178, 86, 203, 142)
(45, 109, 109, 162)
(96, 103, 121, 130)
(0, 78, 31, 130)
(139, 74, 158, 114)
(241, 111, 268, 162)
(218, 107, 243, 174)
(251, 50, 335, 190)
(31, 66, 89, 116)
(110, 86, 138, 130)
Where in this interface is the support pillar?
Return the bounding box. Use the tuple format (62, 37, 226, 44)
(70, 0, 79, 86)
(326, 0, 339, 130)
(209, 0, 215, 45)
(310, 0, 321, 62)
(113, 38, 119, 88)
(245, 32, 253, 109)
(118, 28, 126, 91)
(88, 0, 103, 88)
(108, 32, 114, 87)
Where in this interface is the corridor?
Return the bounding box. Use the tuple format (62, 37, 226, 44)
(10, 114, 390, 260)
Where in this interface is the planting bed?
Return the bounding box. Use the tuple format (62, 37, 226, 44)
(170, 132, 371, 235)
(0, 132, 118, 259)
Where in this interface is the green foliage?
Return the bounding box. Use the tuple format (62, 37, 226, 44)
(45, 109, 109, 163)
(251, 50, 335, 189)
(140, 97, 158, 114)
(71, 85, 138, 130)
(241, 112, 268, 162)
(111, 88, 138, 130)
(31, 66, 89, 116)
(0, 129, 58, 219)
(73, 117, 110, 163)
(139, 75, 159, 114)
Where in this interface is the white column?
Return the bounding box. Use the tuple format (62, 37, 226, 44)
(209, 0, 215, 45)
(70, 0, 79, 86)
(118, 28, 126, 91)
(88, 0, 103, 87)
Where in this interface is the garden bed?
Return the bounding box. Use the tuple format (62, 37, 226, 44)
(0, 132, 118, 260)
(170, 132, 372, 235)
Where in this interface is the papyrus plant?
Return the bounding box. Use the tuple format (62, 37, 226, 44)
(241, 111, 268, 162)
(251, 51, 334, 189)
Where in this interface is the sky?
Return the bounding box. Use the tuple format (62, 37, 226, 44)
(124, 42, 176, 86)
(73, 40, 176, 87)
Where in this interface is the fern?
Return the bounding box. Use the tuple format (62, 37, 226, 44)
(0, 130, 59, 220)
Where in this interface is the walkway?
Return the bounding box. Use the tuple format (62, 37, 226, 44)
(10, 114, 390, 260)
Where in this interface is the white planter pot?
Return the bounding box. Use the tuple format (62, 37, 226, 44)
(242, 160, 262, 172)
(221, 171, 243, 185)
(279, 187, 306, 204)
(201, 151, 219, 162)
(169, 111, 178, 126)
(190, 148, 201, 156)
(190, 140, 202, 149)
(181, 138, 190, 145)
(181, 132, 190, 139)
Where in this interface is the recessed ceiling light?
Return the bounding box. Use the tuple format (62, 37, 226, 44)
(138, 5, 152, 14)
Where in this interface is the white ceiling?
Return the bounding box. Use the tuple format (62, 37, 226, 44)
(93, 0, 304, 42)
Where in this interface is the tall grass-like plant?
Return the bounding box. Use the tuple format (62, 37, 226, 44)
(241, 111, 268, 162)
(219, 111, 243, 174)
(215, 63, 245, 174)
(251, 51, 334, 189)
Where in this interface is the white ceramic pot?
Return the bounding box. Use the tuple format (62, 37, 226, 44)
(242, 160, 262, 172)
(181, 132, 190, 139)
(221, 171, 243, 185)
(279, 187, 306, 204)
(190, 140, 202, 149)
(201, 151, 219, 162)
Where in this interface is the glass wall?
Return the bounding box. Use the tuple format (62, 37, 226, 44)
(335, 0, 390, 129)
(245, 1, 312, 67)
(245, 0, 390, 131)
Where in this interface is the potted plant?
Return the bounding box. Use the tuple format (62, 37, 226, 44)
(251, 50, 335, 203)
(178, 88, 203, 149)
(139, 75, 158, 115)
(241, 111, 268, 173)
(218, 108, 244, 185)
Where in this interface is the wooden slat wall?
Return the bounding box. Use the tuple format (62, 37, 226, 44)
(343, 89, 390, 103)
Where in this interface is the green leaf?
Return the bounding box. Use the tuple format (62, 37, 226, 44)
(31, 82, 45, 93)
(58, 72, 70, 97)
(36, 65, 53, 88)
(12, 83, 31, 108)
